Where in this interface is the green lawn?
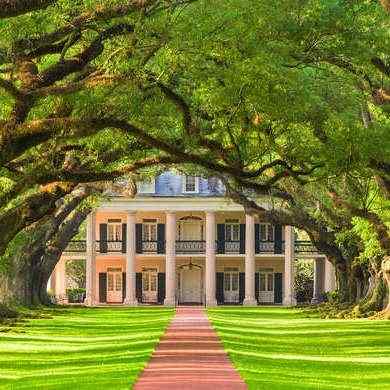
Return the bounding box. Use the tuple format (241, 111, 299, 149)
(208, 307, 390, 390)
(0, 306, 173, 390)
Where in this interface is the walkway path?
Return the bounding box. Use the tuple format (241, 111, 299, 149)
(134, 306, 247, 390)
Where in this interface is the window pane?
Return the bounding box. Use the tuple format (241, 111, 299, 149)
(260, 225, 267, 241)
(224, 273, 231, 291)
(185, 176, 196, 192)
(268, 225, 275, 241)
(142, 273, 149, 291)
(115, 226, 121, 241)
(260, 273, 266, 291)
(108, 274, 114, 291)
(232, 273, 239, 291)
(142, 225, 148, 241)
(108, 225, 114, 241)
(150, 274, 157, 291)
(225, 225, 232, 241)
(232, 225, 240, 241)
(267, 273, 274, 291)
(150, 225, 157, 241)
(115, 273, 122, 291)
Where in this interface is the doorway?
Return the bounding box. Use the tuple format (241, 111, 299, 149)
(107, 267, 122, 303)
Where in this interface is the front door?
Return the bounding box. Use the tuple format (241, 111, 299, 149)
(180, 267, 202, 303)
(224, 268, 239, 303)
(142, 268, 158, 303)
(107, 268, 122, 303)
(259, 269, 274, 303)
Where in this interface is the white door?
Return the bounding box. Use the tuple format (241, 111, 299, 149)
(259, 269, 274, 303)
(224, 269, 239, 303)
(107, 268, 122, 303)
(180, 267, 202, 303)
(179, 221, 203, 241)
(142, 268, 158, 303)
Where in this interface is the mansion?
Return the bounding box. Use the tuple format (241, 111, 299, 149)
(50, 172, 335, 306)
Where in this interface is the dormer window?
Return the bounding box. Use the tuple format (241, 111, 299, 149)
(183, 175, 199, 193)
(138, 178, 155, 193)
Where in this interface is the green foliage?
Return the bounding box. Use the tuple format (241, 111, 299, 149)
(66, 288, 86, 303)
(294, 259, 314, 303)
(65, 259, 86, 288)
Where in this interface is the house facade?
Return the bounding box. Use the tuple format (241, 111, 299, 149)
(51, 171, 335, 306)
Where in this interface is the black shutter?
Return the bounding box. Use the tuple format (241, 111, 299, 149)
(216, 272, 224, 304)
(122, 272, 126, 302)
(157, 224, 165, 254)
(99, 224, 107, 253)
(122, 224, 127, 253)
(255, 272, 259, 303)
(158, 273, 166, 303)
(274, 273, 283, 303)
(255, 224, 260, 254)
(239, 272, 245, 303)
(274, 225, 283, 254)
(239, 224, 245, 254)
(136, 272, 143, 302)
(135, 224, 142, 254)
(217, 224, 225, 254)
(99, 273, 107, 303)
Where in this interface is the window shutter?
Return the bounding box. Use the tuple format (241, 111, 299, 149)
(274, 225, 283, 254)
(99, 224, 107, 253)
(274, 273, 283, 303)
(255, 224, 260, 254)
(157, 224, 165, 254)
(136, 273, 142, 302)
(158, 273, 166, 303)
(239, 272, 245, 303)
(255, 272, 259, 303)
(122, 224, 127, 253)
(216, 273, 224, 304)
(239, 224, 245, 254)
(135, 224, 142, 254)
(99, 273, 107, 303)
(122, 272, 126, 302)
(217, 224, 225, 254)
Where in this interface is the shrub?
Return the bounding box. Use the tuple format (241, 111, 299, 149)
(295, 259, 314, 303)
(66, 288, 86, 303)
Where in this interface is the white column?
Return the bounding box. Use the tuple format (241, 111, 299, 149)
(243, 214, 257, 306)
(205, 211, 217, 306)
(324, 258, 336, 292)
(283, 225, 296, 306)
(124, 211, 138, 305)
(164, 212, 176, 306)
(55, 258, 67, 303)
(85, 211, 96, 306)
(311, 258, 323, 303)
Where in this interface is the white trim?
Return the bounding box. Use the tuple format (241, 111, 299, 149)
(137, 178, 156, 193)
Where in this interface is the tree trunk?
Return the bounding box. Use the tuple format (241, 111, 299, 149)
(381, 257, 390, 318)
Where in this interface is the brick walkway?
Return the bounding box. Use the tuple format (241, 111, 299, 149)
(134, 306, 247, 390)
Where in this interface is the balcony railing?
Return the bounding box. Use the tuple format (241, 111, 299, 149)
(176, 240, 206, 254)
(225, 241, 240, 253)
(142, 240, 158, 253)
(64, 239, 321, 255)
(64, 240, 86, 252)
(295, 240, 318, 253)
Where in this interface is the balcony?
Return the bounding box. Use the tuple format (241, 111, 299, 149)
(64, 239, 321, 255)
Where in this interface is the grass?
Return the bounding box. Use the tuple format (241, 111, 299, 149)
(208, 307, 390, 390)
(0, 306, 174, 390)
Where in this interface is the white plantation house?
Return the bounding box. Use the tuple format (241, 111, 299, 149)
(50, 171, 335, 306)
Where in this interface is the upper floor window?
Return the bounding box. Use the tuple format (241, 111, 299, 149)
(138, 178, 155, 193)
(142, 219, 157, 242)
(259, 223, 274, 241)
(107, 219, 122, 241)
(183, 175, 199, 193)
(225, 219, 240, 241)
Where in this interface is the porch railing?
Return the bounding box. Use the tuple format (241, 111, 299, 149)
(259, 241, 275, 253)
(63, 240, 86, 252)
(295, 240, 318, 253)
(95, 240, 123, 252)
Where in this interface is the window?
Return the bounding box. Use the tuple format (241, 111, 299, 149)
(259, 223, 274, 241)
(142, 219, 157, 241)
(226, 219, 240, 241)
(138, 178, 155, 193)
(259, 269, 274, 292)
(224, 268, 239, 292)
(183, 175, 199, 193)
(142, 268, 158, 292)
(108, 219, 122, 241)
